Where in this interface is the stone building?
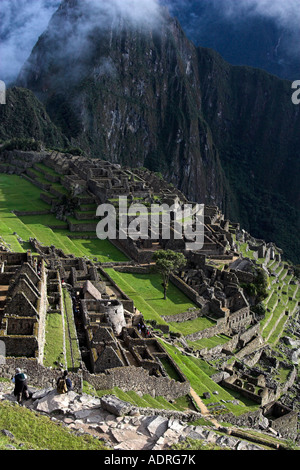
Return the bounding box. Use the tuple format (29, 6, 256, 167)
(0, 251, 47, 360)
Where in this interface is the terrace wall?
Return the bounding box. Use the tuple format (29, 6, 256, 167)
(82, 365, 190, 400)
(169, 273, 206, 309)
(68, 221, 98, 232)
(185, 318, 227, 342)
(0, 357, 82, 391)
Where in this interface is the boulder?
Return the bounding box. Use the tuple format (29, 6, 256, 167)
(31, 388, 53, 401)
(1, 429, 15, 439)
(100, 395, 133, 417)
(35, 390, 77, 414)
(291, 348, 300, 364)
(147, 416, 169, 438)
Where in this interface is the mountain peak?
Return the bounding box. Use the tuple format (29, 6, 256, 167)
(13, 0, 300, 263)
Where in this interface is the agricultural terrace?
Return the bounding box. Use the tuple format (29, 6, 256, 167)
(0, 174, 128, 262)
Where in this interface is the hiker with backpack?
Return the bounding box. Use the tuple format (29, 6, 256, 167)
(56, 370, 72, 394)
(12, 368, 30, 405)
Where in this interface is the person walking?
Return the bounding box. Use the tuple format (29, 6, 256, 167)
(12, 368, 29, 405)
(56, 370, 72, 394)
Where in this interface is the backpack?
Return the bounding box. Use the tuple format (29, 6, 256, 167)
(15, 373, 26, 383)
(57, 377, 68, 394)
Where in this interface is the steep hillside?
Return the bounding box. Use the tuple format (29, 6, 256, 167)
(0, 87, 68, 149)
(164, 0, 300, 81)
(197, 47, 300, 262)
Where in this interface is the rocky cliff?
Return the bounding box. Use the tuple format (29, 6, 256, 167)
(7, 0, 300, 262)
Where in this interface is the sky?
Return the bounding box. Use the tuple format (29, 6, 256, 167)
(1, 0, 299, 85)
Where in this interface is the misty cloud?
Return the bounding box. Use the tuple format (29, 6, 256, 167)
(211, 0, 300, 32)
(0, 0, 61, 84)
(165, 0, 300, 59)
(1, 0, 163, 85)
(166, 0, 300, 31)
(2, 0, 300, 85)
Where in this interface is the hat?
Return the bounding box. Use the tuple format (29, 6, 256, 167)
(15, 368, 21, 374)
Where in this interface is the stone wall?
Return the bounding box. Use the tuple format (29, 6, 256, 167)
(0, 357, 82, 391)
(114, 266, 151, 275)
(68, 221, 98, 232)
(0, 337, 39, 358)
(263, 402, 298, 440)
(82, 365, 190, 401)
(219, 395, 297, 441)
(162, 309, 201, 324)
(233, 270, 255, 284)
(239, 323, 261, 348)
(185, 318, 227, 342)
(40, 193, 55, 206)
(14, 210, 51, 217)
(169, 273, 205, 308)
(235, 336, 264, 360)
(116, 239, 155, 264)
(227, 307, 252, 332)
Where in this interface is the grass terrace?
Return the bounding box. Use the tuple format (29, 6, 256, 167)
(0, 174, 128, 262)
(159, 340, 260, 417)
(103, 268, 198, 328)
(82, 382, 196, 414)
(0, 399, 108, 450)
(186, 334, 231, 352)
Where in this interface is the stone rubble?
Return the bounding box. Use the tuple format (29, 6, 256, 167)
(0, 382, 265, 451)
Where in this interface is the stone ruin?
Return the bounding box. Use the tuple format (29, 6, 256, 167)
(0, 150, 299, 435)
(0, 243, 188, 401)
(0, 150, 239, 261)
(0, 251, 47, 361)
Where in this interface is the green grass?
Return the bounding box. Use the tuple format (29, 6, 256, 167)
(187, 335, 231, 351)
(43, 311, 65, 368)
(0, 174, 128, 262)
(159, 339, 260, 416)
(62, 287, 81, 370)
(168, 316, 216, 336)
(0, 175, 50, 212)
(103, 269, 219, 337)
(0, 400, 108, 450)
(104, 269, 197, 324)
(84, 383, 192, 412)
(159, 357, 182, 381)
(34, 162, 62, 178)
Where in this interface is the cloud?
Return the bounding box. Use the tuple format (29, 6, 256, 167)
(1, 0, 163, 85)
(164, 0, 300, 31)
(213, 0, 300, 31)
(2, 0, 299, 85)
(164, 0, 300, 58)
(0, 0, 61, 84)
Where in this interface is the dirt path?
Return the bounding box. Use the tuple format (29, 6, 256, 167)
(190, 388, 220, 428)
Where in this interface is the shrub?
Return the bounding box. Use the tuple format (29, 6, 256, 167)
(0, 138, 43, 152)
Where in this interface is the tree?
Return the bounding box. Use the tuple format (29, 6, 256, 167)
(152, 250, 186, 300)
